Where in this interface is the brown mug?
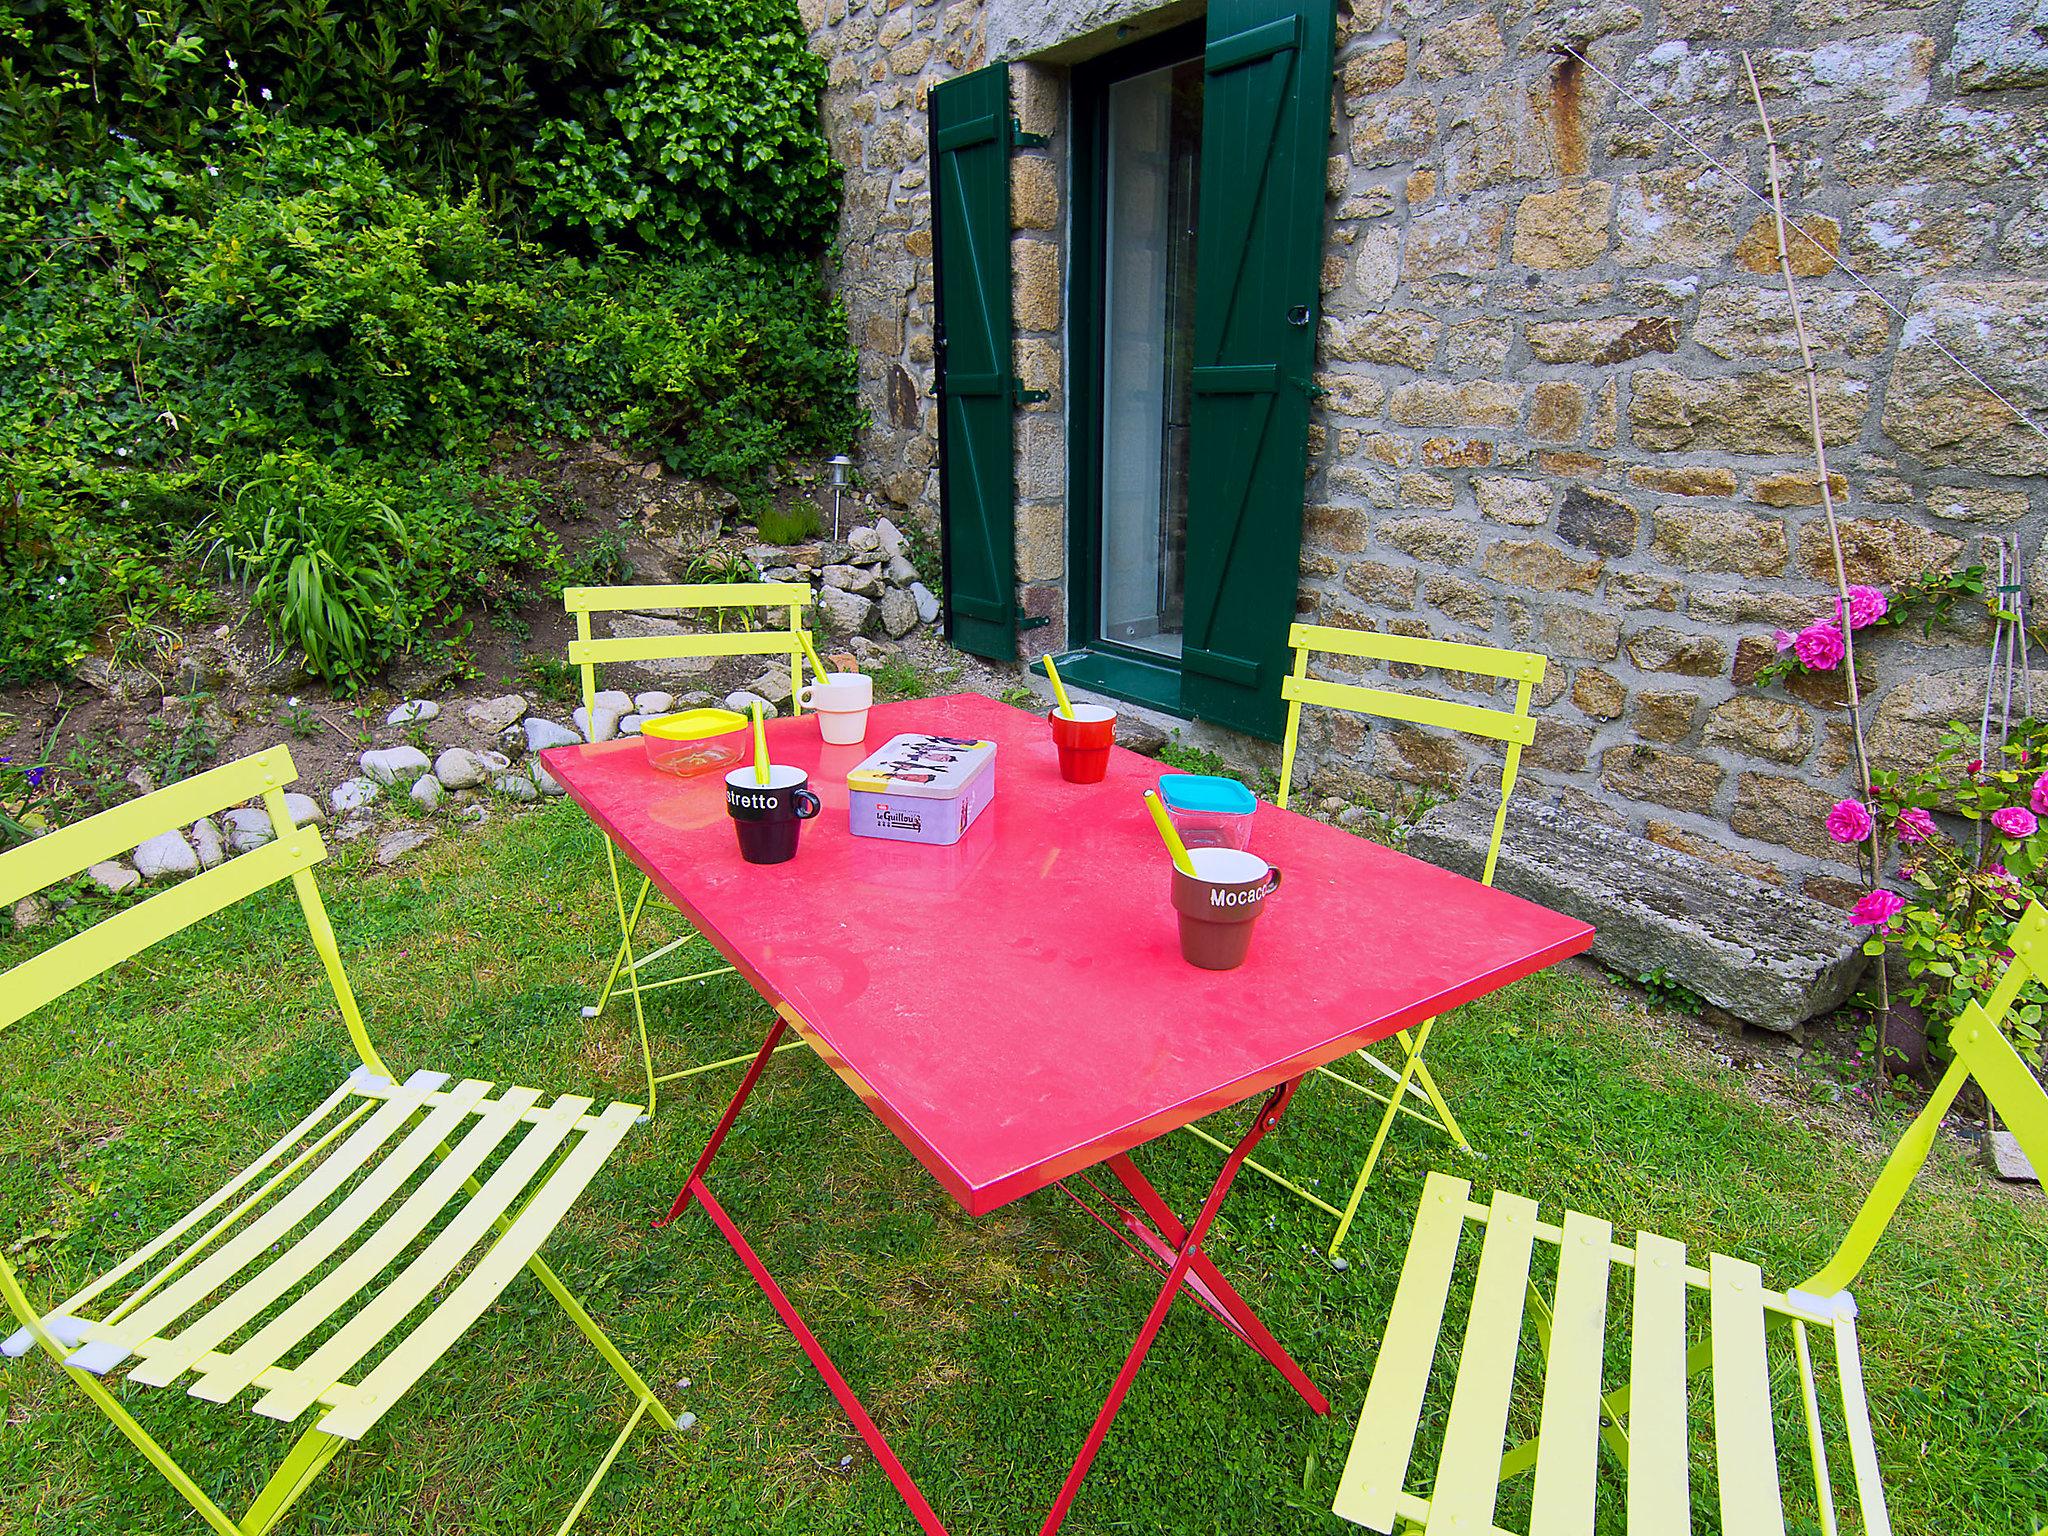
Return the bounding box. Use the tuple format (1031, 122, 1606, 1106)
(1169, 848, 1282, 970)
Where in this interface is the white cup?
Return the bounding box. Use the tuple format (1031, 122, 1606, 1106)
(798, 671, 873, 745)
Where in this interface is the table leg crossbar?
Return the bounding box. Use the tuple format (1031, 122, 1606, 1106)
(660, 1020, 1327, 1536)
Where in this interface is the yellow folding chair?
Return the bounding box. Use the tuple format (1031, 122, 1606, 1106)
(1184, 623, 1545, 1259)
(566, 581, 814, 1116)
(1333, 901, 2048, 1535)
(0, 746, 678, 1535)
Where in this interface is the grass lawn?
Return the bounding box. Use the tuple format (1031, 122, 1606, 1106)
(3, 801, 2044, 1535)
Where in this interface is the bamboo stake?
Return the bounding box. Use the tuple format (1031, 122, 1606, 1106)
(1744, 56, 1892, 1093)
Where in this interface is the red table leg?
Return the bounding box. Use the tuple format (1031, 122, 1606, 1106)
(662, 1027, 1324, 1536)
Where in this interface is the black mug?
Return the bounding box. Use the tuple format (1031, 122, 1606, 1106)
(724, 766, 821, 865)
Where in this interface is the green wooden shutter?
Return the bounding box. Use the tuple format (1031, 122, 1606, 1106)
(1179, 0, 1336, 739)
(931, 62, 1016, 661)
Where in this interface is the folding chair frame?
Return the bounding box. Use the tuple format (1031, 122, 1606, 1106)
(0, 746, 678, 1535)
(566, 582, 814, 1115)
(1332, 902, 2048, 1535)
(1186, 624, 1545, 1258)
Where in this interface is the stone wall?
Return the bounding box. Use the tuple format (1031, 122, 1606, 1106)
(801, 0, 2048, 904)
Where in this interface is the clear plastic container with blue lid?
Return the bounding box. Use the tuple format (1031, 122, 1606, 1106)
(1157, 773, 1257, 851)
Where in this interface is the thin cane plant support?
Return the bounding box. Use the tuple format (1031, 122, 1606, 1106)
(1745, 55, 1893, 1093)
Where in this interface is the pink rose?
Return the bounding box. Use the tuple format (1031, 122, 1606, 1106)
(1825, 798, 1874, 844)
(1793, 622, 1846, 671)
(1966, 759, 1984, 777)
(1895, 806, 1937, 844)
(1834, 585, 1889, 630)
(1991, 806, 2038, 839)
(1773, 628, 1796, 653)
(2032, 770, 2048, 816)
(1850, 889, 1908, 930)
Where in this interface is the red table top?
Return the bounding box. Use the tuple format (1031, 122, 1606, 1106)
(543, 694, 1592, 1216)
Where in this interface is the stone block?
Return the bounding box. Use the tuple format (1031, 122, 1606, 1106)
(1477, 477, 1552, 527)
(1402, 198, 1508, 280)
(1601, 745, 1723, 811)
(1327, 310, 1441, 368)
(1732, 771, 1856, 860)
(1795, 516, 1962, 584)
(1443, 318, 1511, 373)
(1407, 799, 1866, 1030)
(1615, 166, 1750, 268)
(1342, 560, 1421, 607)
(1556, 486, 1638, 555)
(1388, 379, 1523, 427)
(1424, 574, 1498, 627)
(1572, 668, 1628, 719)
(1375, 724, 1469, 787)
(1511, 182, 1613, 270)
(1651, 507, 1788, 577)
(1421, 437, 1492, 467)
(1398, 473, 1459, 510)
(1704, 695, 1813, 764)
(1753, 33, 1935, 113)
(1629, 465, 1736, 497)
(1351, 94, 1438, 166)
(1632, 691, 1698, 743)
(1380, 516, 1479, 565)
(1011, 240, 1061, 332)
(1482, 540, 1602, 593)
(1628, 369, 1867, 455)
(1880, 280, 2048, 474)
(1608, 573, 1682, 610)
(1694, 286, 1891, 362)
(1345, 40, 1409, 94)
(1956, 0, 2048, 89)
(1662, 0, 1770, 35)
(1749, 471, 1849, 508)
(1626, 625, 1728, 676)
(1526, 315, 1679, 364)
(1417, 12, 1504, 78)
(1529, 381, 1589, 444)
(1539, 606, 1623, 660)
(1927, 485, 2031, 524)
(1732, 213, 1840, 276)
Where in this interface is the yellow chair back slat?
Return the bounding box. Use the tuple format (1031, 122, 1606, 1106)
(1798, 901, 2048, 1300)
(1281, 675, 1538, 748)
(566, 630, 803, 668)
(3, 831, 325, 1030)
(1286, 622, 1547, 684)
(1526, 1209, 1611, 1536)
(563, 581, 810, 614)
(0, 745, 297, 910)
(1709, 1253, 1787, 1536)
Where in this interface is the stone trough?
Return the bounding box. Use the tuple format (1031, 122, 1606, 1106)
(1407, 799, 1867, 1032)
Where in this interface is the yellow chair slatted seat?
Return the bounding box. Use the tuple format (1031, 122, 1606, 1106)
(0, 746, 676, 1536)
(1184, 622, 1546, 1259)
(1333, 900, 2048, 1536)
(565, 581, 813, 1115)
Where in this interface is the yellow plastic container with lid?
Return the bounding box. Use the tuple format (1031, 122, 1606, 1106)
(641, 709, 749, 777)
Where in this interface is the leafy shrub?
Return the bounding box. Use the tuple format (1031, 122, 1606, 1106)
(1, 0, 841, 252)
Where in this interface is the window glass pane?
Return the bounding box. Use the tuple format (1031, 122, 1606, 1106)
(1099, 56, 1201, 659)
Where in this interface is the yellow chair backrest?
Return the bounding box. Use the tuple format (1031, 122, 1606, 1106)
(1800, 900, 2048, 1300)
(563, 582, 813, 718)
(0, 745, 384, 1077)
(1275, 623, 1546, 886)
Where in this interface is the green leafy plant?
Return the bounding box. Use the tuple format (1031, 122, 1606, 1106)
(1637, 967, 1706, 1015)
(1751, 569, 1994, 690)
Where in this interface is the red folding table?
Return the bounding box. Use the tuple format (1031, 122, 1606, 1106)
(542, 692, 1592, 1534)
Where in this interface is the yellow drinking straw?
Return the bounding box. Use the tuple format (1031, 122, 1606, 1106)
(1040, 653, 1076, 719)
(1143, 789, 1196, 877)
(797, 628, 830, 685)
(751, 701, 770, 786)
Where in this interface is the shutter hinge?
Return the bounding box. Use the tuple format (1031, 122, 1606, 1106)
(1010, 117, 1050, 149)
(1018, 614, 1050, 630)
(1010, 381, 1050, 406)
(1304, 380, 1330, 399)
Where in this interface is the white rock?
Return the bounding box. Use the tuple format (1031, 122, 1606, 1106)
(874, 517, 909, 560)
(722, 690, 778, 719)
(910, 582, 941, 624)
(824, 562, 883, 597)
(283, 792, 325, 826)
(573, 704, 624, 743)
(464, 693, 528, 734)
(133, 831, 197, 880)
(456, 804, 491, 824)
(331, 777, 382, 814)
(593, 688, 633, 713)
(375, 826, 435, 866)
(848, 526, 881, 552)
(332, 816, 375, 844)
(531, 760, 566, 796)
(87, 860, 141, 895)
(433, 747, 507, 790)
(222, 808, 275, 852)
(816, 587, 874, 638)
(386, 699, 440, 727)
(360, 745, 430, 785)
(493, 772, 539, 802)
(633, 690, 675, 715)
(742, 666, 796, 708)
(410, 775, 446, 811)
(618, 714, 647, 735)
(525, 718, 580, 752)
(885, 554, 918, 587)
(10, 895, 48, 930)
(189, 817, 226, 869)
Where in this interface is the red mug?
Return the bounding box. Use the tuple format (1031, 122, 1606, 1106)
(1048, 705, 1116, 784)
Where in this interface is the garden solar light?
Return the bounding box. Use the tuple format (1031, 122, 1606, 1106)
(826, 454, 853, 537)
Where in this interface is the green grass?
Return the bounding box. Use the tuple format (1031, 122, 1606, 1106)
(2, 805, 2044, 1534)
